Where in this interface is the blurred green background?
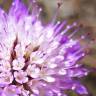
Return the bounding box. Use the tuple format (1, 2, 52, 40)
(0, 0, 96, 96)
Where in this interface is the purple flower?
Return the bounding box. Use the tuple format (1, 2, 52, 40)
(0, 0, 88, 96)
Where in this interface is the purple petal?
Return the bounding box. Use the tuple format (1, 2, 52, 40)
(9, 0, 28, 21)
(73, 84, 88, 94)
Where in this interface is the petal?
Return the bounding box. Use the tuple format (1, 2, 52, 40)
(9, 0, 28, 21)
(43, 76, 55, 83)
(4, 85, 21, 96)
(76, 85, 88, 94)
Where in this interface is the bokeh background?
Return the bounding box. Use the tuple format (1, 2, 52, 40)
(0, 0, 96, 96)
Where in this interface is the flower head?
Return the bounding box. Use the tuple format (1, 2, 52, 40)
(0, 0, 88, 96)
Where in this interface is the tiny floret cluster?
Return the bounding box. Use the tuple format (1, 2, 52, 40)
(0, 0, 88, 96)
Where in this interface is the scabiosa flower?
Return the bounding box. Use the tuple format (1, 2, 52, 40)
(0, 0, 88, 96)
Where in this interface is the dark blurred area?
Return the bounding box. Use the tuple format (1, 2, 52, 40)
(0, 0, 96, 96)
